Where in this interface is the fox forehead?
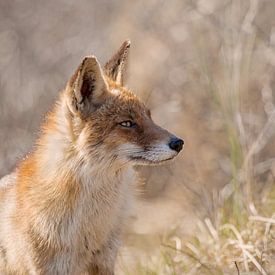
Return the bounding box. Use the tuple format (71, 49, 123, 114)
(97, 81, 149, 122)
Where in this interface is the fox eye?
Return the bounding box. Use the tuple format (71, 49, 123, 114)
(119, 120, 136, 128)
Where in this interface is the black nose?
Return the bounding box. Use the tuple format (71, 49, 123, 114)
(169, 138, 184, 152)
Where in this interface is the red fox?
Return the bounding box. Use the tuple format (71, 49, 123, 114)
(0, 41, 183, 275)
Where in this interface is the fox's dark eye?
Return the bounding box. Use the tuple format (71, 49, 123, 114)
(119, 120, 136, 128)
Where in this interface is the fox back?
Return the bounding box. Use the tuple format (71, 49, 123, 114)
(0, 41, 183, 275)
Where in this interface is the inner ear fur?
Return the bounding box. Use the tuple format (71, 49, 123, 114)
(104, 40, 131, 86)
(67, 56, 108, 117)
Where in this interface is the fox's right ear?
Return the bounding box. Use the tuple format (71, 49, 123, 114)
(67, 56, 108, 117)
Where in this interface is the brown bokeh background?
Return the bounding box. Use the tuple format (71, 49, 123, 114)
(1, 0, 275, 273)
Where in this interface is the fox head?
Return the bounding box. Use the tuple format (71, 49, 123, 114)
(63, 40, 183, 168)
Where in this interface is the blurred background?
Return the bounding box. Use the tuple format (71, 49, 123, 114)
(0, 0, 274, 274)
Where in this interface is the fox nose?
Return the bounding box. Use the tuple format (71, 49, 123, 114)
(169, 137, 184, 152)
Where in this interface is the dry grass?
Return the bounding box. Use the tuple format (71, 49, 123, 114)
(133, 213, 274, 274)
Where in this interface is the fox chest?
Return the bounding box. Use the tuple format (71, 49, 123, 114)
(57, 182, 127, 253)
(29, 183, 128, 273)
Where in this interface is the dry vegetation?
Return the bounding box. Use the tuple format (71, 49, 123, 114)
(0, 0, 274, 274)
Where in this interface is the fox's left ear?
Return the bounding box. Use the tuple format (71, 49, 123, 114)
(104, 40, 131, 85)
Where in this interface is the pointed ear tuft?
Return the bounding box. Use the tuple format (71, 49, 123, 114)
(104, 40, 131, 85)
(68, 56, 108, 117)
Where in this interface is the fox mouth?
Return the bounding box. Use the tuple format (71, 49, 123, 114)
(130, 155, 175, 165)
(117, 143, 181, 166)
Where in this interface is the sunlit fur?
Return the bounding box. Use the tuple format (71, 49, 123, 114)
(0, 42, 182, 275)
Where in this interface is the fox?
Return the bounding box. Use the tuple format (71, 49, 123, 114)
(0, 40, 183, 275)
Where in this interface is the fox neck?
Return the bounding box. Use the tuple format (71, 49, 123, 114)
(33, 94, 127, 192)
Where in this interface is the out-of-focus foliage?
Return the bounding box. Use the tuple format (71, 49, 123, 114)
(0, 0, 274, 274)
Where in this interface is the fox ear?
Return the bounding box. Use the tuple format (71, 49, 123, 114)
(68, 56, 108, 117)
(104, 40, 131, 85)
